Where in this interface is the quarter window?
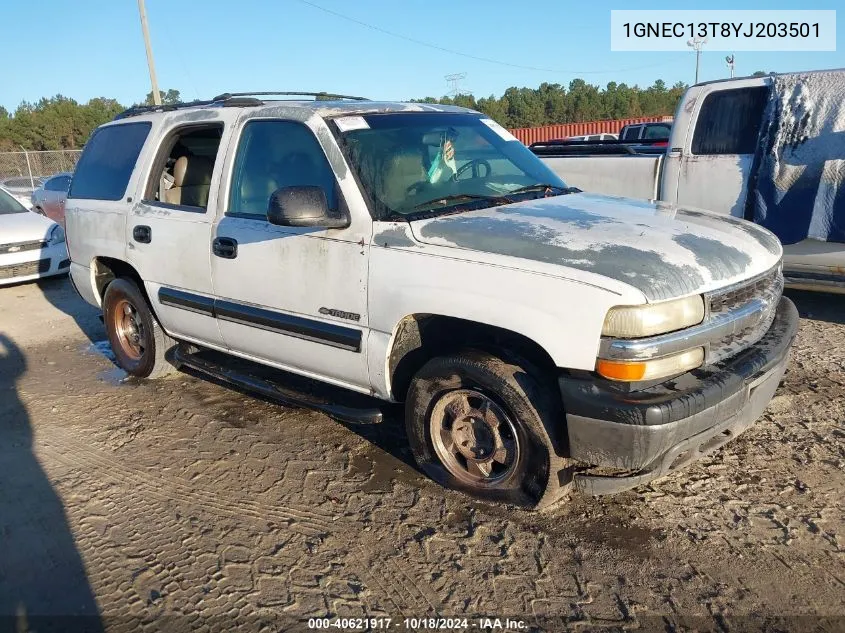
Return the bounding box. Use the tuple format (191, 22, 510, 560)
(68, 122, 151, 200)
(691, 87, 769, 155)
(228, 120, 338, 219)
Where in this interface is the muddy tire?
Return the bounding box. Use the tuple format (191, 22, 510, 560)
(103, 278, 175, 379)
(405, 350, 553, 507)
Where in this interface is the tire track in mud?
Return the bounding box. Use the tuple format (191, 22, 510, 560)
(36, 423, 442, 618)
(39, 429, 333, 536)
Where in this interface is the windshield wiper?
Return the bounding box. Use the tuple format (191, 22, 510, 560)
(508, 184, 581, 196)
(412, 193, 513, 211)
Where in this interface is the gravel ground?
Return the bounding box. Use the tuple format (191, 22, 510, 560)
(0, 277, 843, 633)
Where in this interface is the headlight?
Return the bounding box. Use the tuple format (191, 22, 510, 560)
(602, 295, 705, 338)
(596, 348, 705, 382)
(48, 225, 65, 245)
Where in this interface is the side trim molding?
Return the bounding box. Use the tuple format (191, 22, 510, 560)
(158, 287, 215, 316)
(157, 287, 362, 352)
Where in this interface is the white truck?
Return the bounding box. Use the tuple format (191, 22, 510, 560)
(537, 70, 845, 293)
(66, 92, 797, 508)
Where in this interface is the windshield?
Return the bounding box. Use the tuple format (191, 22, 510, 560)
(0, 188, 27, 215)
(334, 113, 569, 219)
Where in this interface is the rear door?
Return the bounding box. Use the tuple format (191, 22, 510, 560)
(671, 81, 770, 216)
(43, 175, 71, 224)
(126, 116, 233, 349)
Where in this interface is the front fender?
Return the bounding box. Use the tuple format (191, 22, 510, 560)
(368, 246, 645, 372)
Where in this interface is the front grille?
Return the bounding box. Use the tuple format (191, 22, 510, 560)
(709, 265, 782, 315)
(0, 258, 50, 280)
(0, 240, 46, 255)
(704, 264, 784, 364)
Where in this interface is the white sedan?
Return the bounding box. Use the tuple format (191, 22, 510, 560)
(0, 185, 69, 286)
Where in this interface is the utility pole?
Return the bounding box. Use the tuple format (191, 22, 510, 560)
(137, 0, 161, 105)
(687, 37, 708, 84)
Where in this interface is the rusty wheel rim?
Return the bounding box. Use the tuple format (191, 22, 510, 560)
(429, 388, 520, 487)
(112, 298, 145, 362)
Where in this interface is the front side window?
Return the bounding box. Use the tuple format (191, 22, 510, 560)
(335, 113, 568, 219)
(228, 120, 338, 219)
(643, 124, 671, 140)
(0, 188, 27, 215)
(692, 87, 769, 155)
(69, 122, 151, 200)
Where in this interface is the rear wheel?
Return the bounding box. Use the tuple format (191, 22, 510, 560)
(103, 278, 175, 379)
(405, 350, 554, 506)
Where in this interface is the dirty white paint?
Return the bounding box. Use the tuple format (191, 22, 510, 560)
(409, 193, 780, 301)
(66, 98, 786, 402)
(540, 72, 845, 290)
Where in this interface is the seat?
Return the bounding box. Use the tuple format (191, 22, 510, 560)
(380, 149, 426, 210)
(165, 155, 214, 208)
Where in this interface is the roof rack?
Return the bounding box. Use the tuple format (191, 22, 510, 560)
(211, 91, 369, 102)
(114, 91, 369, 120)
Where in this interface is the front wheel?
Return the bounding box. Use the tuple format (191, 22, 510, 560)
(103, 278, 175, 379)
(405, 350, 554, 506)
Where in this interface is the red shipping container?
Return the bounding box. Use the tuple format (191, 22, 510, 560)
(508, 116, 673, 145)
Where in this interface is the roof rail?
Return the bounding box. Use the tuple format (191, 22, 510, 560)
(211, 91, 369, 102)
(113, 91, 369, 120)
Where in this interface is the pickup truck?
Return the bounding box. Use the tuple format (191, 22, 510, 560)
(65, 92, 797, 508)
(536, 71, 845, 293)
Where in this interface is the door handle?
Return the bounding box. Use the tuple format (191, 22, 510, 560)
(212, 236, 238, 259)
(133, 225, 152, 243)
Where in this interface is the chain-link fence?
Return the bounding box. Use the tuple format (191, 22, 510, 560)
(0, 150, 82, 186)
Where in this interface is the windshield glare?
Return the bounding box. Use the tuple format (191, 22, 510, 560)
(336, 113, 568, 219)
(0, 188, 28, 215)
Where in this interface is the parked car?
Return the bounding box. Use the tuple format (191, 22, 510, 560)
(0, 185, 70, 286)
(566, 133, 618, 141)
(65, 93, 797, 507)
(536, 70, 845, 294)
(31, 172, 73, 224)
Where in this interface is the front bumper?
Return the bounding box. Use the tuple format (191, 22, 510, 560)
(559, 296, 799, 495)
(0, 243, 70, 287)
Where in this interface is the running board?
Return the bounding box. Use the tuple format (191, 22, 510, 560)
(172, 346, 383, 425)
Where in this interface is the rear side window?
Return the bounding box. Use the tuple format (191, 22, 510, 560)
(691, 87, 769, 155)
(69, 122, 151, 200)
(621, 126, 641, 140)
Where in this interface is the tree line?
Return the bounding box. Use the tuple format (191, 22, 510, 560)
(0, 90, 181, 152)
(415, 79, 689, 129)
(0, 79, 695, 151)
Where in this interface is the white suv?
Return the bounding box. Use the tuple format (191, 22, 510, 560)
(66, 93, 798, 507)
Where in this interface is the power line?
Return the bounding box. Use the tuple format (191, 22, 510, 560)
(294, 0, 672, 76)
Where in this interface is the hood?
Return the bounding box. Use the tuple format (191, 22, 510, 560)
(0, 210, 57, 246)
(409, 193, 782, 301)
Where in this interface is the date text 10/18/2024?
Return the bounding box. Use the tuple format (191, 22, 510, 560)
(308, 617, 528, 630)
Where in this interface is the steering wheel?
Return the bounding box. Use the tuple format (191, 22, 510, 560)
(454, 159, 492, 181)
(406, 180, 430, 197)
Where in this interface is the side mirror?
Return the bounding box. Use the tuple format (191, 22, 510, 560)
(267, 186, 349, 229)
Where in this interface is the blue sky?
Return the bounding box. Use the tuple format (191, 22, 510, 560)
(2, 0, 842, 112)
